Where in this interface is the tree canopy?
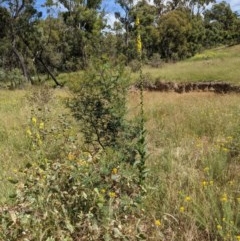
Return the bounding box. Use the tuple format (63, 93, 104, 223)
(0, 0, 239, 86)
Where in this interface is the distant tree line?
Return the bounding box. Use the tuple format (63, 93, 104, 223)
(0, 0, 239, 85)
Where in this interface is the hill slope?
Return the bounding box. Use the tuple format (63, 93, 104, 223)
(141, 45, 240, 84)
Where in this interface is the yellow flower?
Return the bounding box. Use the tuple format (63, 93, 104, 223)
(220, 193, 228, 202)
(32, 117, 37, 125)
(179, 206, 185, 213)
(209, 180, 214, 186)
(112, 168, 118, 174)
(109, 191, 116, 198)
(236, 235, 240, 241)
(184, 196, 191, 202)
(36, 133, 41, 139)
(26, 129, 32, 136)
(39, 122, 44, 129)
(101, 189, 106, 194)
(217, 225, 222, 230)
(68, 152, 75, 161)
(204, 167, 210, 173)
(222, 147, 229, 152)
(155, 219, 161, 227)
(201, 181, 208, 187)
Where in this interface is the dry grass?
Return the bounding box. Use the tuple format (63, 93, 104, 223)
(1, 87, 240, 240)
(134, 91, 240, 240)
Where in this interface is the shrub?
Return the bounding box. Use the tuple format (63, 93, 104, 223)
(0, 65, 149, 240)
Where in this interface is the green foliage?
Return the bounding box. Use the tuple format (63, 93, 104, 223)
(69, 62, 140, 158)
(158, 9, 202, 60)
(204, 1, 240, 47)
(0, 68, 25, 89)
(0, 84, 150, 240)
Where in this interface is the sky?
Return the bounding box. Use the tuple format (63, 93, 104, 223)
(35, 0, 240, 22)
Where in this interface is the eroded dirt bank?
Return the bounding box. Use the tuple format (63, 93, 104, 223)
(136, 80, 240, 93)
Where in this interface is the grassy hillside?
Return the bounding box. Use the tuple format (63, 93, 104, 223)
(56, 44, 240, 87)
(140, 45, 240, 84)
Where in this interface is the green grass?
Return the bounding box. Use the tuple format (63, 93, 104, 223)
(140, 45, 240, 84)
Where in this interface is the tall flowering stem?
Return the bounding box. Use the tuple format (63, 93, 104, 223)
(135, 16, 147, 186)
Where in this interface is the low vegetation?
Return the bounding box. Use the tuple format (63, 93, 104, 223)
(1, 82, 240, 240)
(1, 0, 240, 239)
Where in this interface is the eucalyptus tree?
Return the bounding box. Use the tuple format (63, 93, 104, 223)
(56, 0, 104, 69)
(157, 8, 205, 60)
(203, 1, 240, 46)
(114, 0, 136, 62)
(0, 0, 42, 83)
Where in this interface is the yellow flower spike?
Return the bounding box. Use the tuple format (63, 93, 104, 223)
(31, 117, 37, 125)
(135, 16, 140, 26)
(236, 235, 240, 241)
(112, 168, 118, 175)
(136, 34, 142, 55)
(155, 219, 161, 227)
(135, 16, 142, 56)
(179, 206, 185, 213)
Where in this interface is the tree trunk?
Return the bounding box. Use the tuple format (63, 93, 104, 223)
(12, 45, 32, 83)
(36, 57, 62, 87)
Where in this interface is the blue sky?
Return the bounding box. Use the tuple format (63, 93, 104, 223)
(35, 0, 240, 19)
